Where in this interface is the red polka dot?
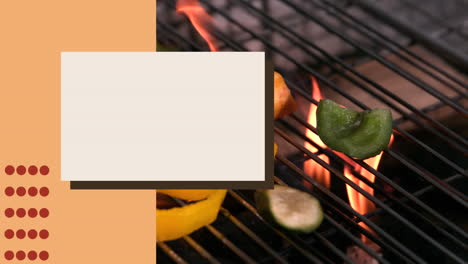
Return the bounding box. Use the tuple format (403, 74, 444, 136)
(16, 187, 26, 196)
(39, 208, 49, 218)
(5, 165, 15, 175)
(39, 187, 49, 197)
(28, 165, 38, 175)
(5, 208, 14, 217)
(28, 187, 38, 196)
(4, 250, 14, 260)
(16, 229, 26, 239)
(28, 251, 37, 260)
(39, 251, 49, 260)
(4, 187, 15, 196)
(28, 208, 38, 218)
(39, 166, 49, 175)
(16, 208, 26, 218)
(39, 229, 49, 239)
(16, 165, 26, 175)
(4, 229, 14, 239)
(16, 250, 26, 260)
(28, 229, 38, 239)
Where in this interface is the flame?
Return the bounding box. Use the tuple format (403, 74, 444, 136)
(304, 77, 331, 188)
(177, 0, 217, 51)
(344, 134, 394, 242)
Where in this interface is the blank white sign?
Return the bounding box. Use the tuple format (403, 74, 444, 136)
(61, 52, 265, 181)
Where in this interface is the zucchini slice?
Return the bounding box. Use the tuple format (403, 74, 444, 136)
(255, 185, 324, 233)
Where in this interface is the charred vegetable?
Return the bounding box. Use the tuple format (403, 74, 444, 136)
(255, 185, 323, 233)
(316, 99, 392, 159)
(274, 72, 297, 120)
(156, 190, 227, 241)
(158, 189, 217, 201)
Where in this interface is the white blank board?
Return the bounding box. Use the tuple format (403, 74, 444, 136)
(61, 52, 265, 182)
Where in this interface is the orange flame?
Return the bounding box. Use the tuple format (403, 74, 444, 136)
(177, 0, 217, 51)
(304, 77, 331, 188)
(344, 134, 394, 242)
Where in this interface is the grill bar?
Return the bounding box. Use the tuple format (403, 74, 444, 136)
(222, 1, 466, 160)
(158, 18, 468, 262)
(291, 121, 468, 247)
(354, 0, 468, 69)
(322, 0, 468, 93)
(393, 94, 466, 126)
(158, 242, 189, 264)
(268, 0, 468, 142)
(284, 114, 468, 246)
(278, 0, 467, 114)
(218, 207, 289, 264)
(190, 0, 468, 188)
(317, 0, 468, 93)
(194, 0, 468, 161)
(158, 19, 466, 198)
(276, 155, 426, 263)
(204, 225, 257, 264)
(157, 0, 468, 262)
(263, 181, 392, 264)
(275, 128, 465, 263)
(182, 236, 220, 264)
(398, 0, 468, 41)
(227, 191, 330, 263)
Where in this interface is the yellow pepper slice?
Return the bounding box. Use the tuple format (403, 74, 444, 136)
(157, 189, 217, 201)
(274, 72, 297, 120)
(274, 143, 278, 157)
(156, 189, 227, 242)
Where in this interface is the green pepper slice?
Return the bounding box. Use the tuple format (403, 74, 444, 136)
(316, 99, 392, 159)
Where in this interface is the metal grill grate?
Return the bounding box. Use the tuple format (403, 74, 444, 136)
(156, 0, 468, 263)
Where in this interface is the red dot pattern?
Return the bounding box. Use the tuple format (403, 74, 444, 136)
(39, 208, 49, 218)
(4, 208, 15, 218)
(3, 186, 49, 197)
(16, 250, 26, 260)
(2, 229, 48, 239)
(28, 229, 38, 239)
(39, 187, 49, 197)
(4, 187, 15, 196)
(28, 187, 38, 196)
(16, 187, 26, 196)
(3, 165, 50, 262)
(16, 208, 26, 218)
(4, 229, 14, 239)
(3, 250, 43, 261)
(39, 229, 49, 239)
(3, 208, 50, 218)
(39, 251, 49, 260)
(4, 250, 14, 260)
(17, 165, 26, 175)
(5, 165, 15, 175)
(39, 165, 49, 175)
(4, 165, 50, 175)
(28, 208, 38, 218)
(28, 165, 38, 175)
(16, 229, 26, 239)
(28, 251, 38, 260)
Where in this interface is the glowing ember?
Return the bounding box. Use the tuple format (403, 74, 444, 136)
(177, 0, 217, 51)
(344, 134, 394, 242)
(304, 77, 331, 188)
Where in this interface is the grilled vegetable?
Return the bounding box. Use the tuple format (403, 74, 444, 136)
(255, 185, 323, 233)
(274, 72, 297, 120)
(158, 189, 216, 201)
(316, 99, 392, 159)
(156, 190, 227, 241)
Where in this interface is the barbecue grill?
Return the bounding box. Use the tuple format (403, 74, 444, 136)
(156, 0, 468, 263)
